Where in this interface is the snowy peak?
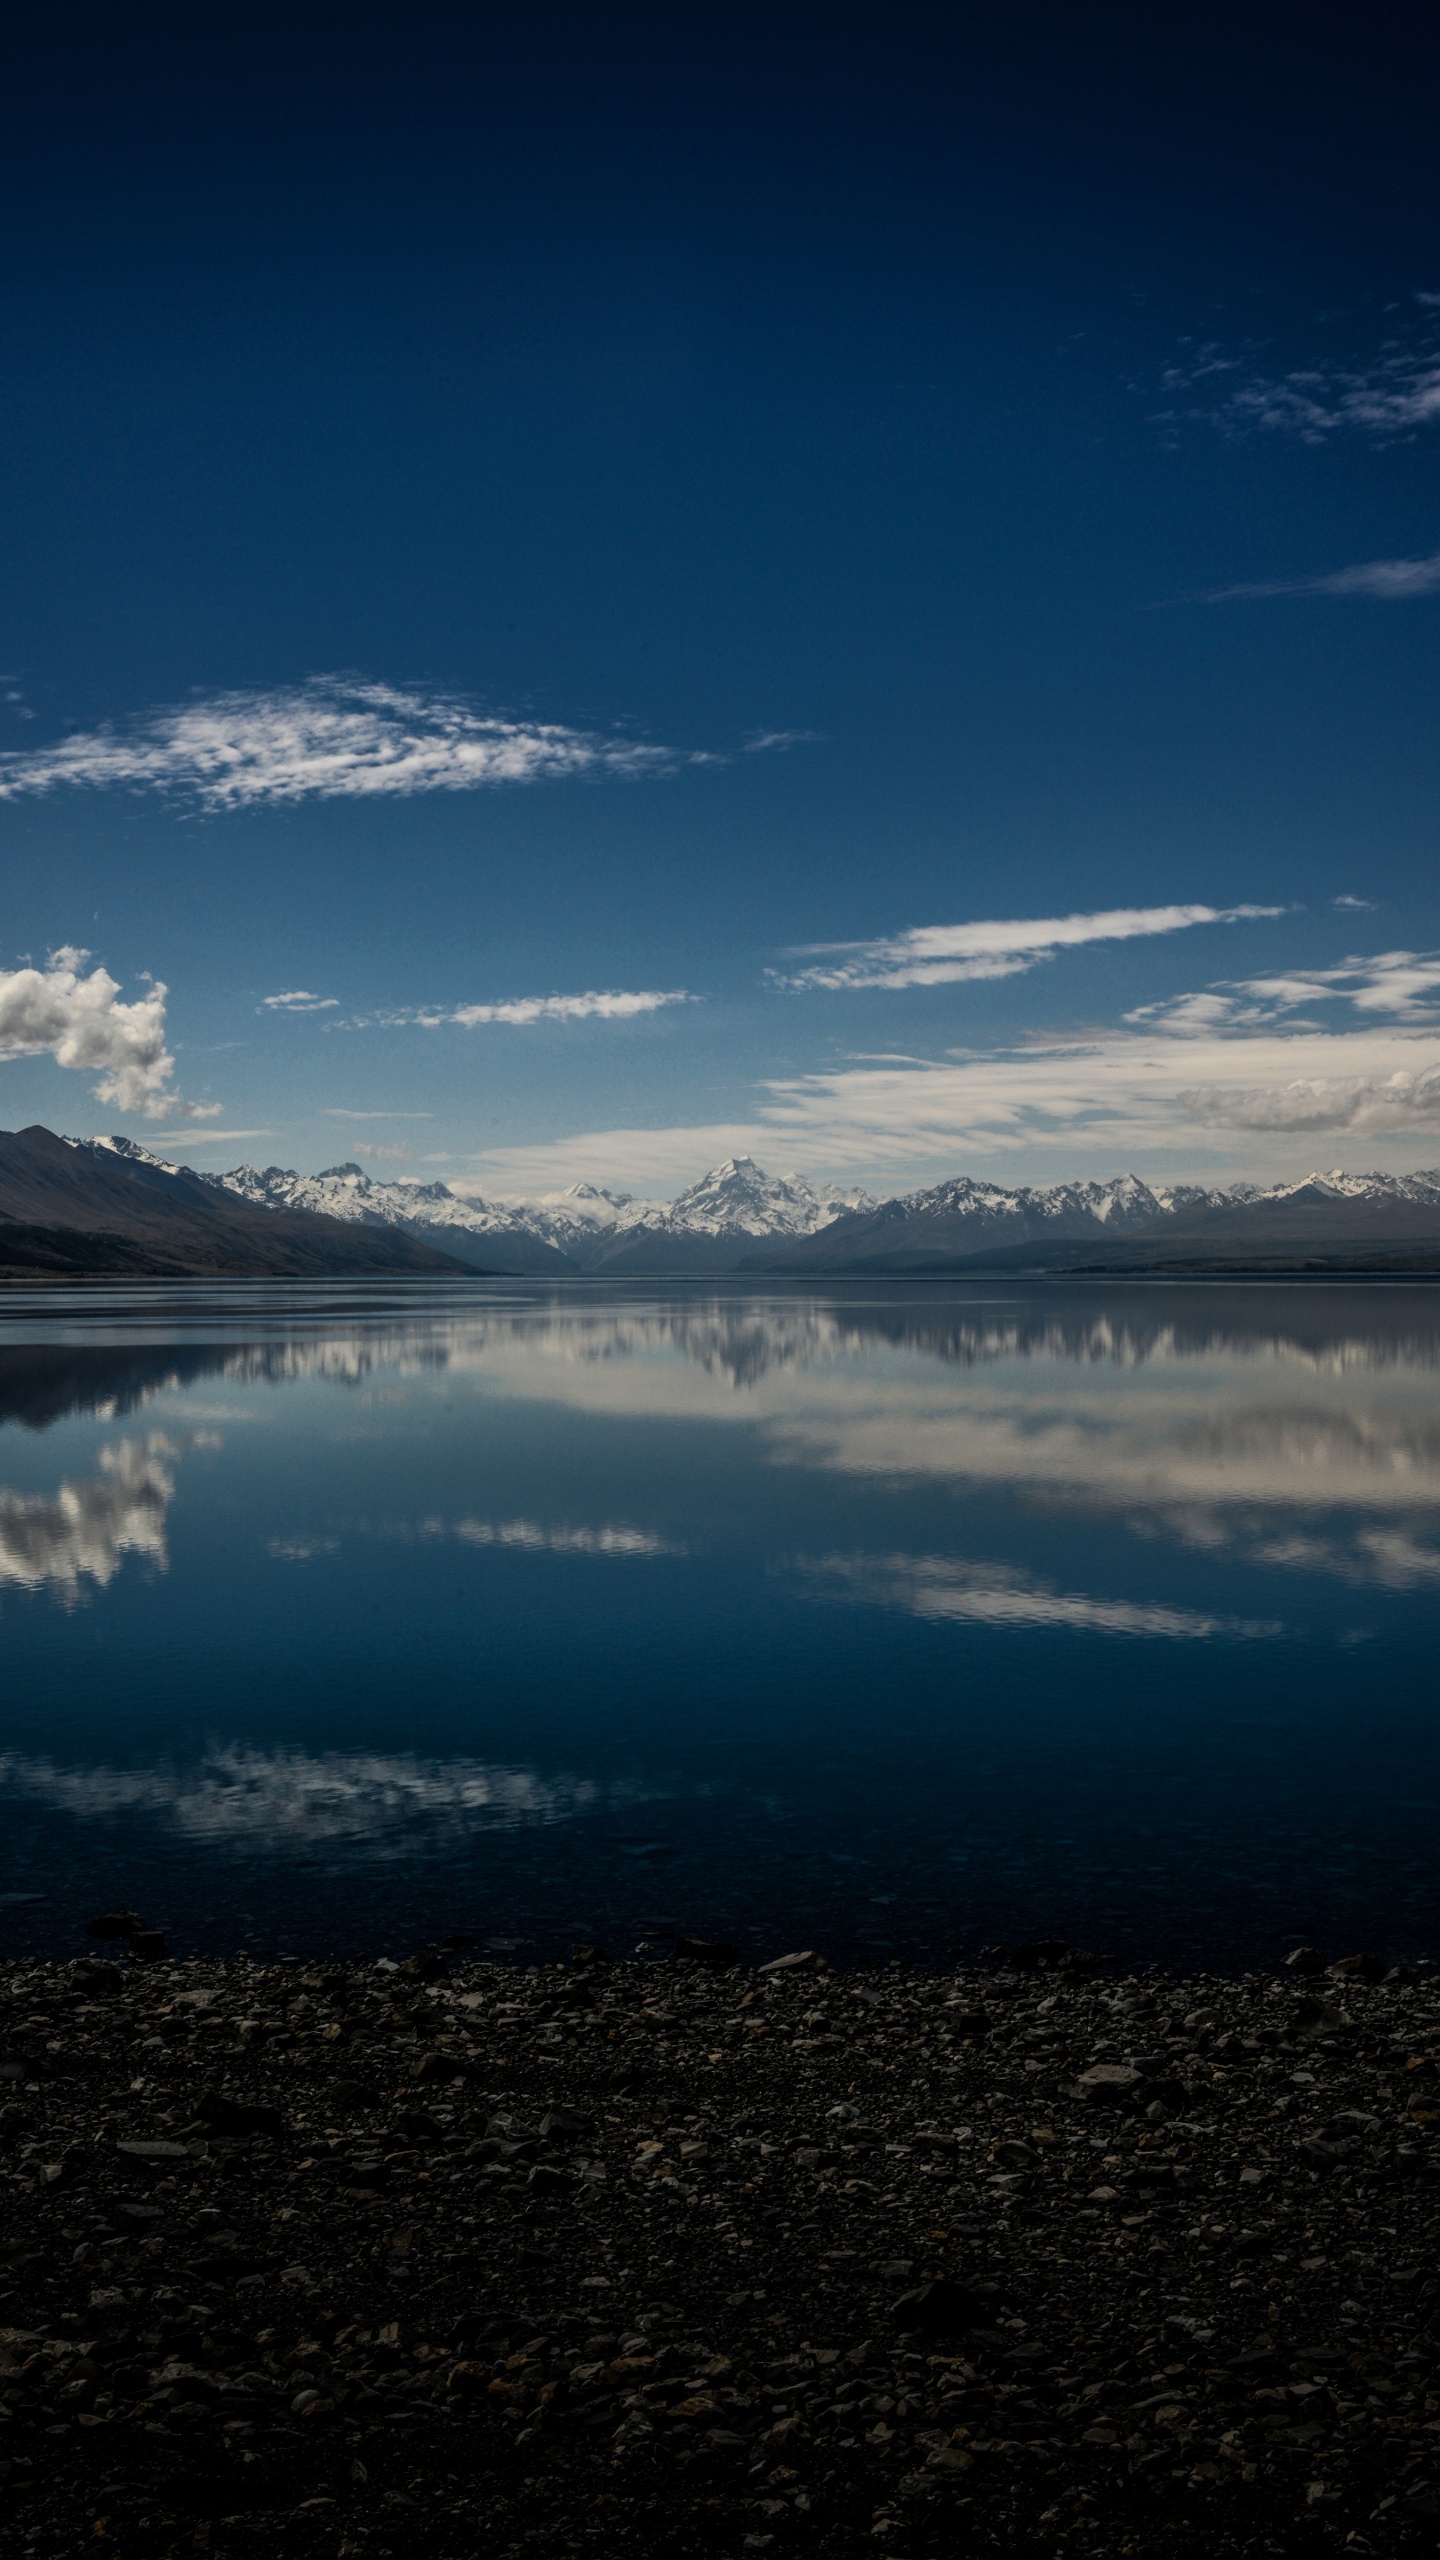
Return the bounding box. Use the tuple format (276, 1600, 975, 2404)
(668, 1156, 877, 1238)
(62, 1142, 1440, 1273)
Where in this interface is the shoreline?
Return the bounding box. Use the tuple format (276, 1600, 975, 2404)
(2, 1945, 1436, 2557)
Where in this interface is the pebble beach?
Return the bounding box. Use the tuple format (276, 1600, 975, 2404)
(3, 1935, 1438, 2558)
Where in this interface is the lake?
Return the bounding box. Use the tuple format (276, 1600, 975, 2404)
(1, 1275, 1437, 1973)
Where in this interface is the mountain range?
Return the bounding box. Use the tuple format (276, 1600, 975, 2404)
(74, 1135, 1440, 1275)
(0, 1125, 469, 1278)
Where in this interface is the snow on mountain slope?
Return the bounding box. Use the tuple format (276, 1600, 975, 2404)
(71, 1139, 1440, 1272)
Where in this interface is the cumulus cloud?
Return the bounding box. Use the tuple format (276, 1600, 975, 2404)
(1203, 552, 1440, 603)
(0, 947, 210, 1120)
(0, 676, 699, 810)
(772, 903, 1280, 995)
(261, 990, 337, 1012)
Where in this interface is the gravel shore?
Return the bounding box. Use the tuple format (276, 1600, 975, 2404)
(3, 1938, 1438, 2558)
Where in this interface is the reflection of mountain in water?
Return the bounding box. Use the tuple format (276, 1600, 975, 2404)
(4, 1281, 1440, 1432)
(0, 1435, 178, 1602)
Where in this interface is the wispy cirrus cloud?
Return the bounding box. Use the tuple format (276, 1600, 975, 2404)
(1131, 948, 1440, 1029)
(0, 676, 704, 811)
(261, 989, 338, 1012)
(771, 902, 1280, 995)
(1161, 303, 1440, 444)
(363, 987, 694, 1030)
(1203, 551, 1440, 603)
(0, 947, 217, 1120)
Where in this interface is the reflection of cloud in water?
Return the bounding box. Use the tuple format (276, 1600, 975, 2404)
(0, 1746, 640, 1859)
(0, 1435, 181, 1603)
(793, 1550, 1283, 1641)
(10, 1290, 1440, 1598)
(1151, 1516, 1440, 1589)
(454, 1516, 682, 1557)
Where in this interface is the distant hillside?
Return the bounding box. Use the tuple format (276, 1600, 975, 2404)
(0, 1127, 477, 1278)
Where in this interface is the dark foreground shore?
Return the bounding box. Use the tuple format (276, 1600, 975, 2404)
(2, 1942, 1438, 2559)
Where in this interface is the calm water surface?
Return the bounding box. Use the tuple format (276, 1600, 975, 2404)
(1, 1277, 1437, 1971)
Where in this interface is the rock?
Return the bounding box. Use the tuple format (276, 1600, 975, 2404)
(398, 2108, 444, 2141)
(1283, 1946, 1327, 1975)
(115, 2138, 190, 2161)
(127, 1930, 166, 1962)
(675, 1938, 741, 1967)
(1075, 2063, 1144, 2100)
(1328, 1953, 1388, 1983)
(398, 1951, 448, 1981)
(892, 2277, 989, 2335)
(415, 2050, 468, 2083)
(70, 1961, 124, 1997)
(195, 2090, 285, 2137)
(85, 1911, 143, 1940)
(757, 1950, 816, 1975)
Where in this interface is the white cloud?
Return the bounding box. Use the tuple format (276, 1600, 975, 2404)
(469, 1021, 1440, 1192)
(261, 989, 338, 1012)
(1132, 949, 1440, 1028)
(0, 676, 700, 810)
(325, 1108, 432, 1119)
(1165, 306, 1440, 444)
(1204, 552, 1440, 602)
(0, 947, 208, 1120)
(772, 902, 1280, 995)
(369, 988, 693, 1030)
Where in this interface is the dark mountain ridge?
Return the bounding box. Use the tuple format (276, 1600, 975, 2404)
(0, 1126, 476, 1278)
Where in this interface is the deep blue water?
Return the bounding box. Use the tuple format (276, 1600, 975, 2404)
(1, 1276, 1438, 1973)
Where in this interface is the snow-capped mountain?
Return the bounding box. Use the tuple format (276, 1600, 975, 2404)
(81, 1144, 875, 1273)
(756, 1163, 1440, 1272)
(75, 1138, 1440, 1275)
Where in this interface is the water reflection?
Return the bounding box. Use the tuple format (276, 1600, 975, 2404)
(1, 1279, 1439, 1964)
(0, 1745, 629, 1853)
(0, 1434, 180, 1602)
(788, 1549, 1284, 1640)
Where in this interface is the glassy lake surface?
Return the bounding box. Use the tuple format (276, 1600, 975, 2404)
(1, 1276, 1438, 1972)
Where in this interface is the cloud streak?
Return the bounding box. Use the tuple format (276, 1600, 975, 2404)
(365, 988, 693, 1030)
(772, 902, 1281, 995)
(261, 989, 338, 1012)
(0, 947, 212, 1120)
(0, 676, 700, 810)
(1204, 552, 1440, 603)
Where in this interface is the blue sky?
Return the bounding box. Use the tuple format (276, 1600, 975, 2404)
(2, 2, 1439, 1196)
